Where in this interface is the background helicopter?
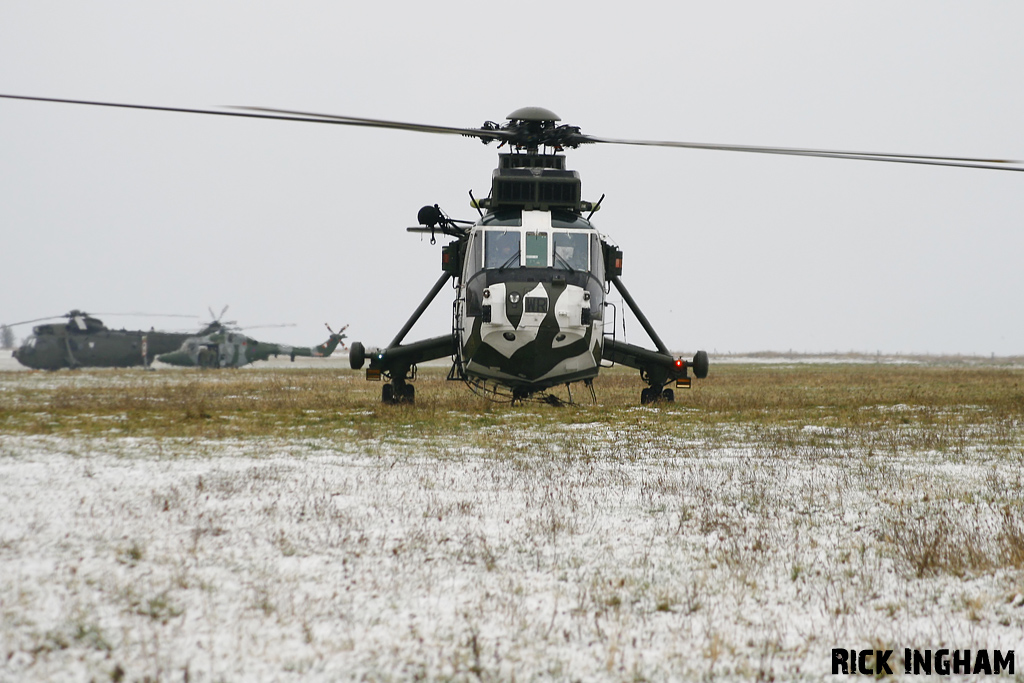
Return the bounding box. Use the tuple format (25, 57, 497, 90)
(157, 322, 347, 369)
(8, 310, 221, 370)
(1, 4, 1022, 369)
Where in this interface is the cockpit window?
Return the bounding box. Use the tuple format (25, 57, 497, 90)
(466, 233, 482, 274)
(480, 225, 593, 272)
(485, 230, 521, 268)
(525, 232, 548, 268)
(591, 233, 604, 276)
(553, 232, 589, 271)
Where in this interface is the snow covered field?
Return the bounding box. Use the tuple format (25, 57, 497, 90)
(2, 405, 1023, 681)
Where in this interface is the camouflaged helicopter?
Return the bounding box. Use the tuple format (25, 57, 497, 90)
(157, 323, 347, 369)
(9, 310, 220, 370)
(2, 95, 1021, 402)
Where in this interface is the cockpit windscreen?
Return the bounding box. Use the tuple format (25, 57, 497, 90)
(553, 232, 589, 271)
(485, 231, 521, 269)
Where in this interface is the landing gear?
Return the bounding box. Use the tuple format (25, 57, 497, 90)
(599, 275, 709, 405)
(640, 385, 675, 404)
(348, 271, 457, 405)
(382, 380, 415, 404)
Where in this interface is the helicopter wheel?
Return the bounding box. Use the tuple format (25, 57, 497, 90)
(640, 386, 674, 404)
(382, 382, 415, 404)
(349, 341, 365, 370)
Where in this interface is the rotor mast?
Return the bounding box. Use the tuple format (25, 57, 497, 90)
(474, 107, 597, 213)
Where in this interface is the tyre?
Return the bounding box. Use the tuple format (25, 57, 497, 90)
(382, 383, 395, 404)
(661, 388, 675, 402)
(692, 350, 709, 379)
(349, 341, 365, 370)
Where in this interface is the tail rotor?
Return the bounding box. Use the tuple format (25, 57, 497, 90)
(326, 323, 349, 351)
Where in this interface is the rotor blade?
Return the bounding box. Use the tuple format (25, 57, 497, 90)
(5, 312, 198, 329)
(7, 311, 100, 327)
(92, 311, 196, 318)
(5, 93, 1019, 171)
(233, 106, 512, 142)
(238, 323, 297, 330)
(5, 315, 67, 327)
(579, 134, 1024, 172)
(0, 94, 508, 142)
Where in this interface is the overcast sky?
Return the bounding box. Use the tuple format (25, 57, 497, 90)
(2, 2, 1022, 356)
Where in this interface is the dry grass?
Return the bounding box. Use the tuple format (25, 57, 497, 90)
(2, 362, 1022, 440)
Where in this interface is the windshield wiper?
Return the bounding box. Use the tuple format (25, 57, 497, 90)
(497, 250, 521, 271)
(553, 251, 576, 272)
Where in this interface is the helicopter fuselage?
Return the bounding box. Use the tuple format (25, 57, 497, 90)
(12, 323, 193, 370)
(458, 209, 605, 393)
(157, 328, 344, 368)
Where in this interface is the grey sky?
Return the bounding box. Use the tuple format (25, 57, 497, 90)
(2, 2, 1022, 355)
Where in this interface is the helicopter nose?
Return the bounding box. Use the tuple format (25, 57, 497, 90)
(156, 351, 188, 366)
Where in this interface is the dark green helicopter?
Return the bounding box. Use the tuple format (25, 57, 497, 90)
(10, 310, 221, 370)
(2, 94, 1020, 401)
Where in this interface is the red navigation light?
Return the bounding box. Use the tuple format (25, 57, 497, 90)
(674, 359, 684, 369)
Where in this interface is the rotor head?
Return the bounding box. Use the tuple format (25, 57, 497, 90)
(506, 107, 560, 123)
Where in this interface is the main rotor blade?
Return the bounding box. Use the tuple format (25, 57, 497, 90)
(93, 311, 196, 318)
(6, 315, 66, 327)
(580, 134, 1024, 172)
(0, 94, 507, 142)
(3, 93, 1019, 171)
(233, 106, 511, 142)
(6, 311, 198, 328)
(238, 323, 297, 330)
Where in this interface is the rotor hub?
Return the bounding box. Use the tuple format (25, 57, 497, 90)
(506, 106, 560, 123)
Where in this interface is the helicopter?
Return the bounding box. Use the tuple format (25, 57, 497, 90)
(1, 94, 1020, 401)
(9, 310, 222, 370)
(157, 323, 347, 368)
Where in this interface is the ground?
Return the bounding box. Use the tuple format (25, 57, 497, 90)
(1, 360, 1022, 681)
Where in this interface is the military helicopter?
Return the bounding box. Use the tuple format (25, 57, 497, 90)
(9, 309, 221, 370)
(157, 323, 347, 368)
(1, 94, 1020, 401)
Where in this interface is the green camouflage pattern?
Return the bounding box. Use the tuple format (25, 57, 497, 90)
(158, 328, 345, 368)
